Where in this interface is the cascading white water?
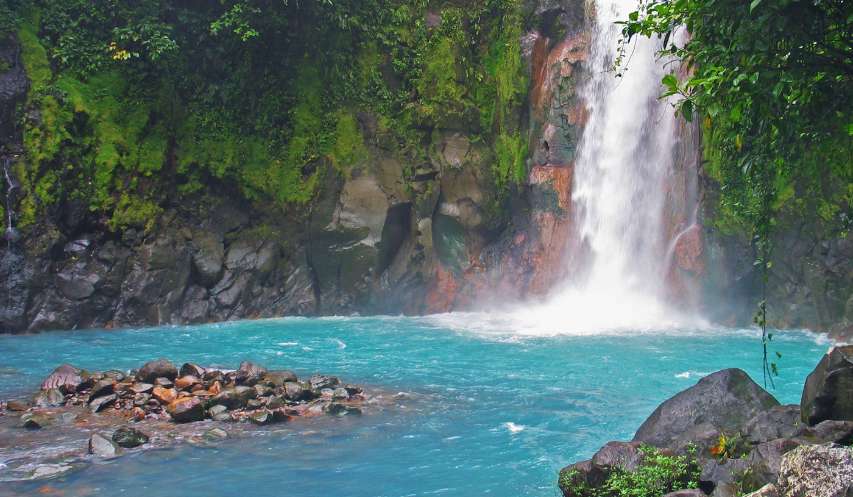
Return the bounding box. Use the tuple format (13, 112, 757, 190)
(455, 0, 705, 335)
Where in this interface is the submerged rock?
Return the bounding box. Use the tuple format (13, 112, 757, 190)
(801, 345, 853, 425)
(88, 393, 117, 413)
(40, 364, 82, 393)
(113, 426, 150, 448)
(88, 433, 120, 458)
(32, 388, 65, 407)
(204, 427, 228, 441)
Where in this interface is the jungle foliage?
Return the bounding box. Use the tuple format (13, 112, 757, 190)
(0, 0, 529, 231)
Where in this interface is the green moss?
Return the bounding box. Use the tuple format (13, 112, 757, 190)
(494, 132, 527, 190)
(108, 193, 162, 232)
(17, 15, 50, 93)
(331, 111, 368, 171)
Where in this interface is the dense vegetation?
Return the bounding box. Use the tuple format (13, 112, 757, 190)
(0, 0, 528, 231)
(622, 0, 851, 247)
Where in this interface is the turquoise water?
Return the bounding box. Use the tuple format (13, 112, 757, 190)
(0, 316, 828, 497)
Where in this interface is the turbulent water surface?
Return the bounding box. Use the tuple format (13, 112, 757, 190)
(0, 316, 828, 497)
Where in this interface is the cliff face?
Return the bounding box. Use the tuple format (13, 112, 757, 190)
(0, 1, 849, 334)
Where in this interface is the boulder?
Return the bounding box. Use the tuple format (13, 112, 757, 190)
(633, 369, 779, 448)
(31, 464, 75, 480)
(131, 382, 154, 394)
(40, 364, 82, 393)
(136, 359, 178, 383)
(88, 433, 120, 458)
(21, 412, 54, 429)
(204, 427, 228, 441)
(88, 379, 116, 400)
(211, 386, 256, 409)
(166, 397, 206, 423)
(208, 404, 230, 421)
(801, 345, 853, 425)
(112, 427, 149, 448)
(743, 405, 803, 444)
(284, 381, 309, 401)
(262, 370, 298, 387)
(175, 375, 200, 390)
(778, 443, 853, 497)
(309, 374, 340, 391)
(793, 419, 853, 445)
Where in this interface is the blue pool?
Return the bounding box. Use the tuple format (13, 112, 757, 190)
(0, 315, 829, 497)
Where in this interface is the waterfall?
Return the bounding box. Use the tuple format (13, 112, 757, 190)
(500, 0, 704, 334)
(3, 156, 20, 245)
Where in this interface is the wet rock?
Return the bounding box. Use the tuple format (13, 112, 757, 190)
(212, 386, 256, 409)
(152, 386, 178, 404)
(175, 375, 200, 390)
(332, 387, 350, 400)
(204, 427, 228, 441)
(167, 397, 206, 423)
(112, 427, 149, 448)
(131, 382, 154, 394)
(137, 359, 178, 383)
(104, 370, 126, 382)
(89, 393, 117, 413)
(793, 419, 853, 444)
(633, 369, 779, 448)
(249, 409, 273, 425)
(32, 388, 65, 407)
(31, 464, 75, 480)
(743, 405, 804, 444)
(208, 404, 230, 421)
(154, 377, 174, 387)
(324, 402, 362, 416)
(21, 412, 54, 429)
(6, 399, 29, 411)
(40, 364, 82, 393)
(778, 443, 853, 497)
(284, 382, 309, 401)
(309, 374, 340, 392)
(262, 370, 298, 387)
(131, 407, 146, 421)
(801, 345, 853, 425)
(88, 379, 116, 400)
(236, 361, 268, 385)
(191, 231, 225, 287)
(88, 433, 120, 458)
(180, 363, 206, 378)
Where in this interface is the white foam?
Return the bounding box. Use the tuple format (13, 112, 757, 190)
(504, 422, 526, 434)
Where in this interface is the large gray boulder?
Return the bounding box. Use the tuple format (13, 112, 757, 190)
(633, 369, 779, 448)
(778, 443, 853, 497)
(801, 345, 853, 425)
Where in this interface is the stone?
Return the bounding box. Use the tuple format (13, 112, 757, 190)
(662, 491, 705, 497)
(778, 443, 853, 497)
(590, 441, 645, 472)
(324, 402, 361, 416)
(208, 404, 228, 416)
(21, 412, 54, 429)
(794, 419, 853, 444)
(31, 464, 75, 480)
(633, 369, 779, 448)
(743, 405, 803, 444)
(112, 427, 149, 448)
(309, 374, 340, 391)
(89, 393, 117, 413)
(32, 388, 65, 407)
(6, 399, 29, 411)
(801, 345, 853, 425)
(249, 409, 273, 425)
(211, 386, 256, 409)
(154, 377, 174, 387)
(332, 387, 350, 400)
(88, 433, 120, 458)
(40, 364, 82, 393)
(235, 361, 268, 385)
(180, 363, 206, 378)
(742, 484, 779, 497)
(743, 438, 802, 487)
(208, 380, 222, 395)
(88, 379, 116, 400)
(284, 382, 309, 401)
(191, 231, 225, 287)
(262, 370, 298, 387)
(131, 407, 146, 421)
(204, 427, 228, 441)
(131, 382, 154, 394)
(253, 384, 273, 398)
(136, 359, 178, 383)
(166, 397, 206, 423)
(152, 386, 178, 404)
(175, 375, 200, 390)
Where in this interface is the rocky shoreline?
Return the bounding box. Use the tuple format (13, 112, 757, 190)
(0, 359, 384, 482)
(558, 345, 853, 497)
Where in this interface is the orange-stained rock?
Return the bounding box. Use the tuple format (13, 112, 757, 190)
(166, 396, 205, 423)
(174, 375, 199, 390)
(674, 224, 704, 275)
(208, 381, 222, 395)
(131, 407, 145, 421)
(152, 386, 177, 404)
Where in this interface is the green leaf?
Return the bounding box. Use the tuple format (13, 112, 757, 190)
(749, 0, 762, 13)
(662, 74, 679, 91)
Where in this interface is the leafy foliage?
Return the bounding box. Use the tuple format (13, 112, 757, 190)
(9, 0, 530, 231)
(558, 445, 701, 497)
